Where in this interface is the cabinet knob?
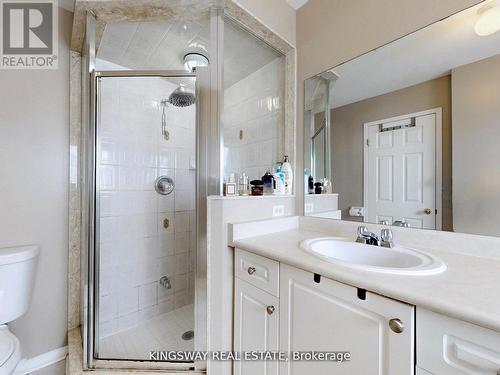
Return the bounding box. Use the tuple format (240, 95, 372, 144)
(389, 318, 404, 333)
(266, 305, 275, 315)
(247, 266, 256, 275)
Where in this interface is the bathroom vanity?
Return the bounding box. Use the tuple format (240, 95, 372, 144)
(229, 217, 500, 375)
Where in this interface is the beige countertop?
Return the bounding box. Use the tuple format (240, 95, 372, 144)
(230, 217, 500, 333)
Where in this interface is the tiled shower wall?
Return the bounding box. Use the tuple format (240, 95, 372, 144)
(223, 57, 285, 180)
(97, 77, 196, 338)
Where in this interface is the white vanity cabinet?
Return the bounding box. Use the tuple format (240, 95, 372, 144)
(279, 263, 415, 375)
(233, 249, 415, 375)
(234, 250, 280, 375)
(416, 309, 500, 374)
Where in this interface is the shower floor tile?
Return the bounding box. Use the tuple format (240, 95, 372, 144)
(99, 304, 194, 360)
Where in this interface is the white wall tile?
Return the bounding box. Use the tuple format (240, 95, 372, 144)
(118, 286, 139, 317)
(139, 282, 158, 309)
(174, 232, 189, 254)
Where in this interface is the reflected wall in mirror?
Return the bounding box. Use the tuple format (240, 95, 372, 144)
(304, 0, 500, 236)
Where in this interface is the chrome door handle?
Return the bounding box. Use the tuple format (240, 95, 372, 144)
(266, 306, 275, 315)
(247, 266, 256, 275)
(389, 318, 404, 333)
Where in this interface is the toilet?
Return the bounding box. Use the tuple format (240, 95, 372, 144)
(0, 245, 39, 374)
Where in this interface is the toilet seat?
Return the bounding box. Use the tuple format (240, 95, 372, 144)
(0, 325, 21, 375)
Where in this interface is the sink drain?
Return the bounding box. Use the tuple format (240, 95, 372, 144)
(182, 330, 194, 341)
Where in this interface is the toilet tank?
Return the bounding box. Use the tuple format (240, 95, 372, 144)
(0, 245, 39, 325)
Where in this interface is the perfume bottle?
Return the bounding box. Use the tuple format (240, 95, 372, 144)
(224, 174, 237, 196)
(238, 173, 250, 196)
(261, 171, 275, 195)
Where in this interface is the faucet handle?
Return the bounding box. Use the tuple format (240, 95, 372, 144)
(381, 228, 394, 248)
(357, 225, 369, 236)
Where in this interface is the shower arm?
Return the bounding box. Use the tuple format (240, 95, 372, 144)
(161, 100, 169, 141)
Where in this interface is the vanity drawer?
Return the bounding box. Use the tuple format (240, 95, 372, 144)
(417, 308, 500, 374)
(235, 249, 279, 297)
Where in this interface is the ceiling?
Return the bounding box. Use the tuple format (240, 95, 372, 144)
(325, 1, 500, 108)
(286, 0, 309, 10)
(96, 16, 283, 88)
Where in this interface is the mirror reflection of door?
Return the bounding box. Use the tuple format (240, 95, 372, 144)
(363, 109, 442, 230)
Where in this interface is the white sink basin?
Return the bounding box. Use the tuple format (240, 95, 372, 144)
(300, 237, 446, 275)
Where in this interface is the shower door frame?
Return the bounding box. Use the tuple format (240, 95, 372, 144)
(86, 69, 211, 372)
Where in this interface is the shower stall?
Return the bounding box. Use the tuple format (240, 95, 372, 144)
(83, 67, 212, 371)
(78, 2, 290, 372)
(96, 74, 197, 360)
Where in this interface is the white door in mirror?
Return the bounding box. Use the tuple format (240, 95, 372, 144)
(364, 111, 438, 229)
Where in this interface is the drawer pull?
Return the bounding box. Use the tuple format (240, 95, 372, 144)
(247, 266, 256, 275)
(389, 318, 404, 333)
(266, 305, 275, 315)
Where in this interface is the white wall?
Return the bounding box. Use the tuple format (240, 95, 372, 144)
(452, 54, 500, 236)
(206, 196, 296, 375)
(0, 8, 73, 361)
(223, 58, 285, 180)
(233, 0, 296, 47)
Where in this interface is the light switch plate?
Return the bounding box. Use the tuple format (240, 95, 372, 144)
(305, 203, 314, 214)
(273, 205, 285, 217)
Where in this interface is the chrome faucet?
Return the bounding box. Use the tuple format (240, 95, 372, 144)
(356, 226, 380, 246)
(357, 226, 395, 248)
(380, 228, 394, 248)
(393, 220, 410, 227)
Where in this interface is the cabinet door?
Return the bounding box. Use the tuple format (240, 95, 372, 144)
(280, 264, 414, 375)
(417, 308, 500, 374)
(234, 278, 279, 375)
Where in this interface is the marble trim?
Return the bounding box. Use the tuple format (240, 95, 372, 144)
(68, 328, 199, 374)
(68, 50, 82, 331)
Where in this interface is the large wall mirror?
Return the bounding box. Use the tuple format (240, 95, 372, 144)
(304, 0, 500, 236)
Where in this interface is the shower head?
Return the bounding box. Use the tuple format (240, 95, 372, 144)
(168, 85, 196, 107)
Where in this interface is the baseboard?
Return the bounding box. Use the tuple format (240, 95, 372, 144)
(13, 346, 68, 375)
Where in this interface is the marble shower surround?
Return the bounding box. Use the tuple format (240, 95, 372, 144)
(67, 0, 297, 371)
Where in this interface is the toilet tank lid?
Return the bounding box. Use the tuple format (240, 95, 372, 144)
(0, 245, 39, 265)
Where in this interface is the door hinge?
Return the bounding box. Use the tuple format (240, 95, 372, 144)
(366, 138, 370, 147)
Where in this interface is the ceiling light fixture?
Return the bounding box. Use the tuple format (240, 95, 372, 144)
(184, 53, 209, 72)
(474, 2, 500, 36)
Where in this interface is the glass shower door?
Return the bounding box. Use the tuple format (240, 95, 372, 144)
(94, 74, 197, 361)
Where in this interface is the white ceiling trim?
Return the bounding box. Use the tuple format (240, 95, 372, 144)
(286, 0, 308, 10)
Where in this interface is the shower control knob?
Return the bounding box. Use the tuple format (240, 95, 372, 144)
(389, 318, 404, 333)
(266, 306, 275, 315)
(247, 266, 256, 275)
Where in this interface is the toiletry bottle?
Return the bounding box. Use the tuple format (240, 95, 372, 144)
(261, 171, 275, 195)
(314, 182, 323, 194)
(308, 174, 314, 194)
(224, 173, 237, 196)
(273, 164, 285, 195)
(250, 180, 264, 196)
(238, 173, 250, 196)
(304, 169, 309, 196)
(282, 155, 293, 195)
